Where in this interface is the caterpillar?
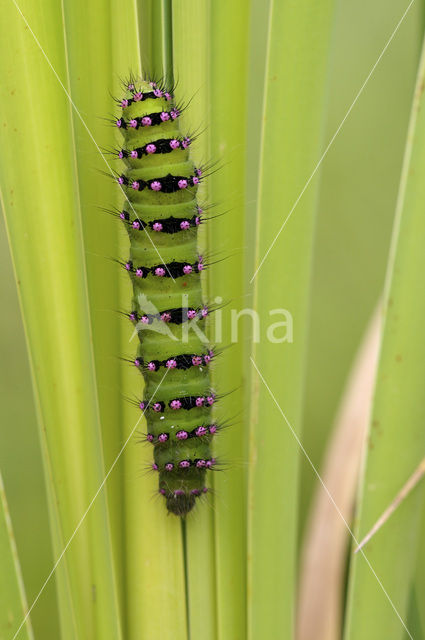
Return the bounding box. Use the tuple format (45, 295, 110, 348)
(114, 78, 216, 516)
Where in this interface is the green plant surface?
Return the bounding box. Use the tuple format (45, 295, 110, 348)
(208, 2, 251, 639)
(0, 210, 58, 639)
(343, 33, 425, 640)
(137, 0, 173, 84)
(247, 0, 336, 638)
(0, 2, 121, 638)
(111, 4, 187, 639)
(172, 4, 217, 639)
(0, 471, 33, 640)
(60, 0, 124, 611)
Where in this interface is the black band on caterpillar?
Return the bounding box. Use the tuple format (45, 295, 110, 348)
(139, 393, 216, 413)
(119, 208, 202, 232)
(151, 457, 217, 471)
(134, 350, 214, 371)
(122, 258, 204, 278)
(115, 109, 180, 130)
(115, 78, 216, 516)
(117, 88, 173, 107)
(117, 170, 201, 192)
(146, 423, 218, 444)
(128, 305, 209, 325)
(117, 136, 192, 159)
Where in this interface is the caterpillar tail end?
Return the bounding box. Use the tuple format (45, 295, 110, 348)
(166, 493, 196, 516)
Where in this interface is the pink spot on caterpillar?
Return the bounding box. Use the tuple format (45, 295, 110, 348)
(141, 116, 152, 126)
(146, 433, 154, 442)
(165, 463, 174, 471)
(121, 99, 129, 108)
(197, 261, 204, 272)
(139, 402, 145, 410)
(135, 268, 144, 277)
(132, 221, 141, 229)
(146, 143, 156, 154)
(151, 181, 162, 191)
(118, 176, 125, 185)
(193, 177, 199, 185)
(132, 181, 140, 190)
(187, 309, 196, 319)
(180, 220, 190, 230)
(141, 315, 149, 324)
(129, 119, 137, 128)
(205, 459, 214, 468)
(170, 400, 182, 410)
(116, 119, 122, 128)
(209, 425, 217, 434)
(202, 487, 208, 493)
(183, 265, 192, 275)
(196, 459, 206, 468)
(133, 92, 143, 101)
(119, 212, 125, 220)
(128, 83, 135, 90)
(195, 217, 200, 225)
(192, 356, 203, 366)
(178, 179, 188, 189)
(131, 150, 138, 159)
(160, 112, 170, 122)
(176, 430, 188, 440)
(196, 168, 202, 177)
(159, 488, 166, 495)
(153, 89, 163, 97)
(149, 81, 157, 88)
(155, 267, 166, 277)
(165, 92, 172, 101)
(179, 460, 190, 469)
(166, 359, 177, 369)
(206, 395, 215, 406)
(201, 307, 208, 318)
(170, 139, 180, 150)
(153, 403, 162, 412)
(161, 312, 171, 322)
(158, 433, 168, 443)
(152, 463, 159, 471)
(129, 312, 136, 321)
(118, 151, 124, 159)
(195, 426, 207, 437)
(152, 222, 163, 231)
(182, 137, 191, 148)
(191, 489, 201, 496)
(134, 358, 141, 367)
(147, 362, 157, 371)
(195, 397, 204, 407)
(174, 489, 185, 496)
(204, 354, 211, 364)
(125, 262, 131, 271)
(171, 109, 179, 119)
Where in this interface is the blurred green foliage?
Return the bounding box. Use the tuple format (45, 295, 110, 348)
(1, 1, 424, 638)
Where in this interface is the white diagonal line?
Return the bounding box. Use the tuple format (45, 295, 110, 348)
(250, 356, 413, 639)
(250, 0, 416, 283)
(10, 0, 176, 281)
(11, 369, 169, 640)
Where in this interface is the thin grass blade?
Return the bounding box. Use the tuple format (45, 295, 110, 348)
(247, 0, 336, 637)
(0, 471, 34, 640)
(0, 2, 121, 637)
(344, 34, 425, 640)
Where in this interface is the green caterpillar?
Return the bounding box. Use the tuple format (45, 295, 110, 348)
(114, 78, 216, 516)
